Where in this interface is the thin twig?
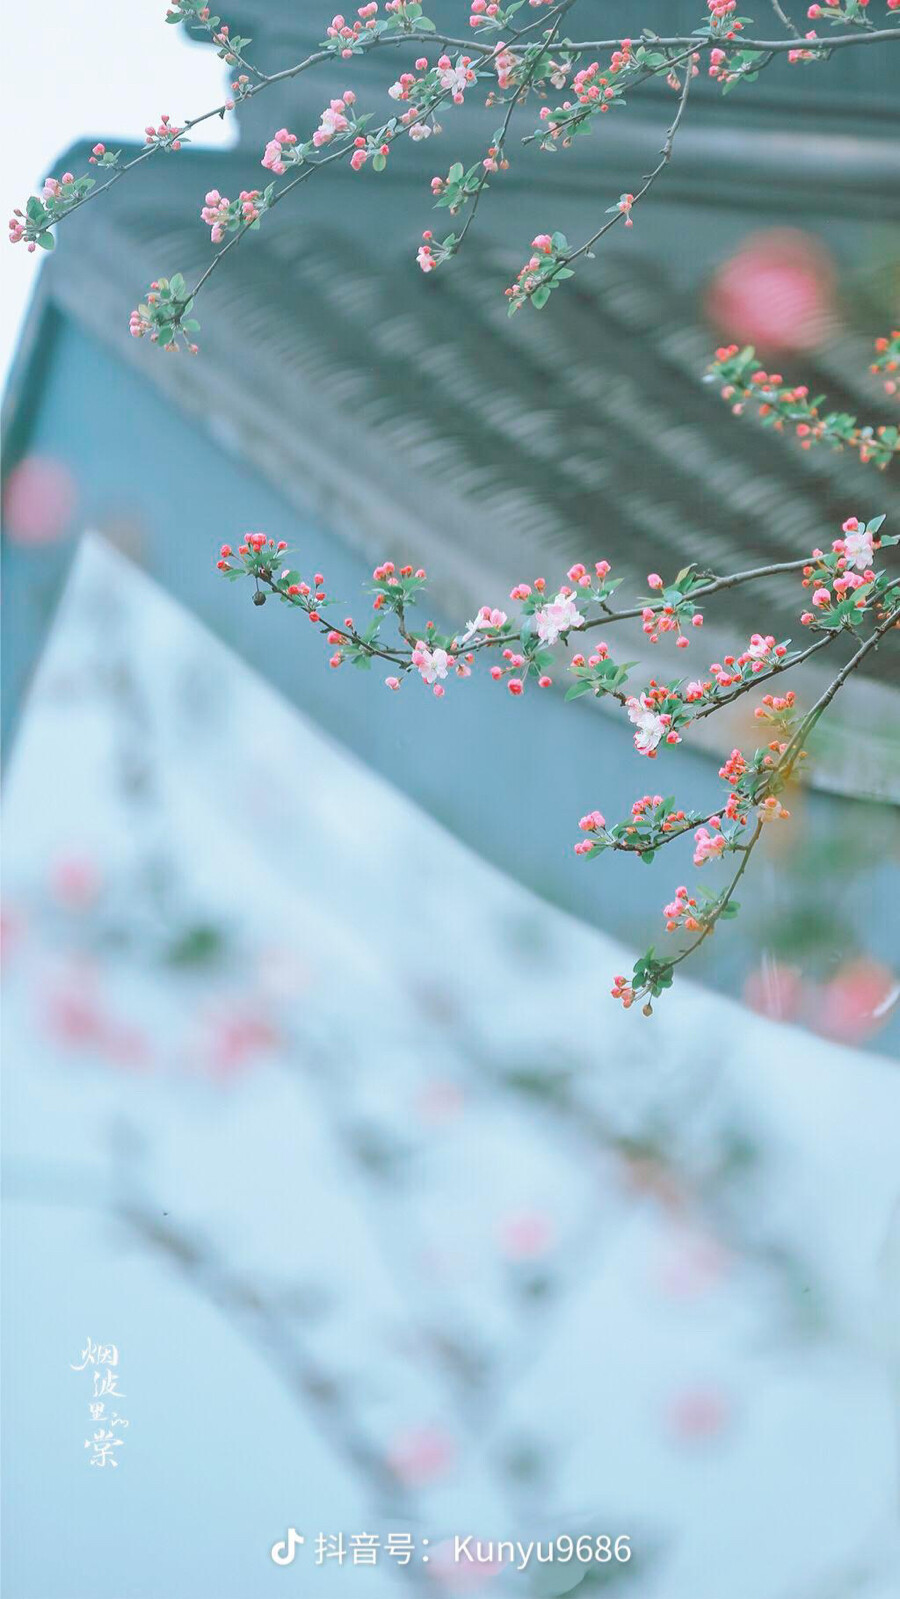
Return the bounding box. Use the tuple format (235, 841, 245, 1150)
(768, 0, 803, 41)
(543, 48, 694, 286)
(560, 28, 900, 52)
(451, 0, 576, 255)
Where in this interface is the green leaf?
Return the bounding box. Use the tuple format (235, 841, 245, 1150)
(36, 231, 55, 251)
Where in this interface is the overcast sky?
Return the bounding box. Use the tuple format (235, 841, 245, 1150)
(1, 2, 233, 386)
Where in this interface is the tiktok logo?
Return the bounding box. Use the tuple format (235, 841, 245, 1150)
(270, 1529, 305, 1566)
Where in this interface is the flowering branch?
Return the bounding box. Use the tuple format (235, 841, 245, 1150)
(708, 343, 900, 469)
(8, 3, 900, 330)
(215, 494, 897, 1016)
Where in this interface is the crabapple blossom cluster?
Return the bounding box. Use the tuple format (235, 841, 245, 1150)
(200, 187, 269, 242)
(129, 273, 200, 353)
(871, 330, 900, 398)
(312, 95, 355, 147)
(505, 231, 575, 313)
(260, 93, 360, 177)
(430, 157, 498, 214)
(708, 343, 900, 469)
(786, 31, 838, 61)
(261, 129, 300, 175)
(165, 0, 215, 21)
(532, 38, 637, 151)
(435, 52, 478, 102)
(144, 114, 185, 151)
(626, 691, 682, 756)
(325, 7, 384, 54)
(806, 0, 873, 22)
(708, 0, 739, 23)
(87, 143, 117, 167)
(216, 498, 897, 1014)
(469, 0, 554, 26)
(8, 170, 101, 253)
(165, 2, 252, 64)
(795, 515, 898, 633)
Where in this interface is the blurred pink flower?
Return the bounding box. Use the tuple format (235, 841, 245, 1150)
(46, 987, 107, 1048)
(743, 960, 805, 1022)
(50, 856, 102, 910)
(706, 229, 836, 353)
(388, 1426, 456, 1486)
(497, 1210, 555, 1260)
(203, 1011, 280, 1079)
(666, 1386, 730, 1444)
(3, 456, 77, 545)
(816, 958, 898, 1044)
(45, 983, 149, 1070)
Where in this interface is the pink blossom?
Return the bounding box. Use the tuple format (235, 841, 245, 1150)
(693, 826, 726, 867)
(312, 99, 351, 146)
(842, 525, 874, 571)
(495, 44, 519, 89)
(626, 697, 667, 756)
(533, 589, 584, 645)
(388, 1427, 455, 1486)
(412, 643, 451, 685)
(261, 127, 297, 174)
(437, 59, 474, 103)
(498, 1210, 554, 1259)
(3, 456, 76, 545)
(667, 1386, 730, 1443)
(459, 605, 507, 643)
(817, 958, 897, 1043)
